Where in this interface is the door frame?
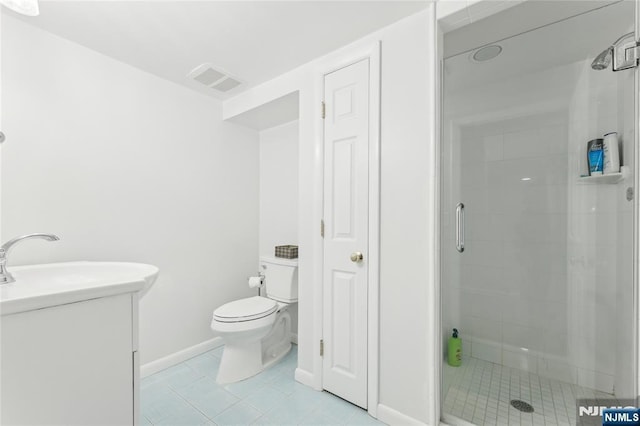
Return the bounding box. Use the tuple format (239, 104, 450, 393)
(312, 41, 381, 417)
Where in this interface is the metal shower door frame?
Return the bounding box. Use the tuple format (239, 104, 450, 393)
(437, 0, 640, 423)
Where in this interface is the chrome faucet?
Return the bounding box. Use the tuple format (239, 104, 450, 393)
(0, 233, 60, 284)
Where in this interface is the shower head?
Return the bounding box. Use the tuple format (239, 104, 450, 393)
(591, 32, 636, 71)
(591, 47, 612, 70)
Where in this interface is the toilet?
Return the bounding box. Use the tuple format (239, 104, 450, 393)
(211, 256, 298, 384)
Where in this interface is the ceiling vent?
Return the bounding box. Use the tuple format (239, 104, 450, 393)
(187, 63, 242, 93)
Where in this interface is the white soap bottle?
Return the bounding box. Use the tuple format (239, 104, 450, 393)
(603, 132, 620, 174)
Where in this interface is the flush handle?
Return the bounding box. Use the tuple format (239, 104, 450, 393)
(350, 252, 364, 263)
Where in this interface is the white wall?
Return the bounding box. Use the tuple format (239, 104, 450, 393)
(1, 16, 260, 364)
(375, 11, 435, 423)
(0, 11, 3, 238)
(259, 119, 299, 335)
(259, 120, 299, 256)
(225, 8, 437, 424)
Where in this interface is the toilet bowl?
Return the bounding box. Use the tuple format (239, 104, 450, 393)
(211, 256, 298, 384)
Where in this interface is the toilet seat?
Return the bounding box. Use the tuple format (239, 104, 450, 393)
(213, 296, 277, 323)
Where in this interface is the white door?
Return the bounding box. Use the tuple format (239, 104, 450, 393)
(322, 58, 369, 409)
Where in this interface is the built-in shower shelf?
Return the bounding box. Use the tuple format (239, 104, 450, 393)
(578, 166, 629, 184)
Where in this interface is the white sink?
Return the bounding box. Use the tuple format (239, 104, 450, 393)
(0, 261, 159, 315)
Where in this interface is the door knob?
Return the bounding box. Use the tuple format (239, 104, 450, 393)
(350, 252, 364, 263)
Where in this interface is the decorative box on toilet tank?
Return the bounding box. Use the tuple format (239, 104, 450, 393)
(274, 245, 298, 259)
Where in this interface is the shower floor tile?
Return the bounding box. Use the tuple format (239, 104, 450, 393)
(442, 356, 615, 425)
(141, 345, 385, 425)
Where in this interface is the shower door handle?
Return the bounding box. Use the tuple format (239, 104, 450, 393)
(455, 203, 465, 253)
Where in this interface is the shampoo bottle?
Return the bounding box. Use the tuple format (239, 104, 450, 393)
(448, 328, 462, 367)
(587, 138, 604, 176)
(603, 132, 620, 174)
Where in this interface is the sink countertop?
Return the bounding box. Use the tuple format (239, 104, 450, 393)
(0, 261, 159, 315)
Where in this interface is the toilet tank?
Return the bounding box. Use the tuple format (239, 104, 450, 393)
(260, 256, 298, 303)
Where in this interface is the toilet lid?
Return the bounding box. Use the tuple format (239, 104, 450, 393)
(213, 296, 278, 322)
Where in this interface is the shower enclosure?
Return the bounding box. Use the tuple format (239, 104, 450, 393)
(440, 1, 639, 424)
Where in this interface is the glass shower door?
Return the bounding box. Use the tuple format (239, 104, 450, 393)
(440, 2, 638, 424)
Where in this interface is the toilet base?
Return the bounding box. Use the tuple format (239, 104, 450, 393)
(217, 340, 263, 384)
(215, 310, 292, 384)
(263, 341, 291, 370)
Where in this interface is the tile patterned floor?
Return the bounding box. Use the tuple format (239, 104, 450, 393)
(141, 345, 385, 426)
(442, 356, 615, 425)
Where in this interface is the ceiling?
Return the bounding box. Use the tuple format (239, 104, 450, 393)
(443, 0, 621, 58)
(6, 1, 428, 99)
(444, 0, 635, 93)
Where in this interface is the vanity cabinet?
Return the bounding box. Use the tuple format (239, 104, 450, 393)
(1, 293, 140, 425)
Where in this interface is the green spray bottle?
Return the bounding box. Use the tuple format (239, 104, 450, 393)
(448, 328, 462, 367)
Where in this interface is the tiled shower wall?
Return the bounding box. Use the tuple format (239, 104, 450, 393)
(565, 61, 635, 396)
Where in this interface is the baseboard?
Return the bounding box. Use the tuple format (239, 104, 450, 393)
(294, 367, 316, 388)
(141, 337, 224, 378)
(291, 333, 298, 344)
(441, 413, 475, 426)
(377, 404, 427, 426)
